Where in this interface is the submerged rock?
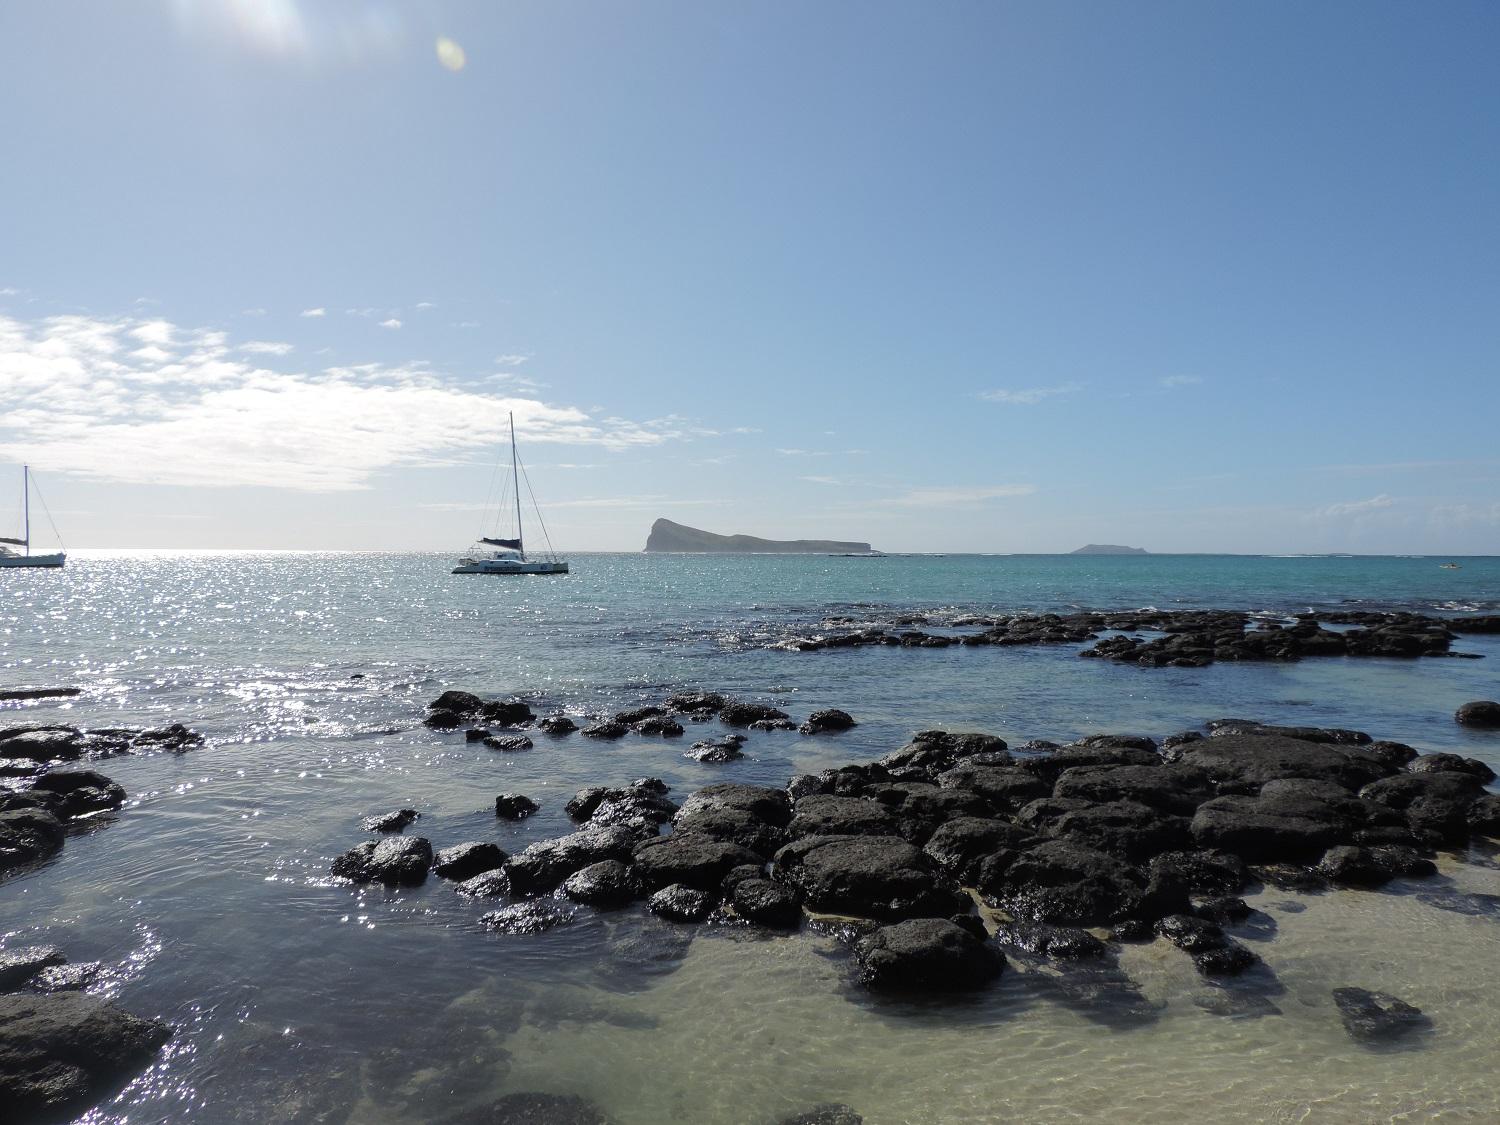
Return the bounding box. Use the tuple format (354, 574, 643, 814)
(1332, 986, 1432, 1044)
(0, 946, 67, 992)
(448, 1091, 609, 1124)
(852, 918, 1003, 992)
(29, 963, 102, 993)
(0, 991, 171, 1123)
(479, 902, 576, 935)
(779, 1106, 863, 1125)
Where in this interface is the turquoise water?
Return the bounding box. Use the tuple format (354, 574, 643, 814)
(2, 552, 1499, 1123)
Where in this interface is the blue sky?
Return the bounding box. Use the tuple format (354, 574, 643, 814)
(2, 0, 1497, 552)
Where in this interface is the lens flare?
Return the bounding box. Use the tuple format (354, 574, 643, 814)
(436, 37, 465, 72)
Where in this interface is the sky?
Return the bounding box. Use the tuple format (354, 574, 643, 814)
(1, 0, 1497, 554)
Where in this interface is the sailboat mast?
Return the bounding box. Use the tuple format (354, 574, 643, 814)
(23, 465, 30, 557)
(510, 412, 523, 559)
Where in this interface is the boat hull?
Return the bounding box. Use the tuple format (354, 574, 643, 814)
(452, 560, 569, 575)
(0, 553, 66, 569)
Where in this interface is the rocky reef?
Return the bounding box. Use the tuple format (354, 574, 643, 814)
(382, 689, 1497, 1049)
(766, 607, 1500, 669)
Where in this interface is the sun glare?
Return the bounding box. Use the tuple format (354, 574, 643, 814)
(435, 37, 465, 72)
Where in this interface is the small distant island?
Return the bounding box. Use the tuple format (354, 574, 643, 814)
(645, 518, 875, 554)
(1070, 544, 1149, 555)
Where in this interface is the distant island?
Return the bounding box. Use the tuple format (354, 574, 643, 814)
(1070, 544, 1149, 555)
(645, 518, 875, 554)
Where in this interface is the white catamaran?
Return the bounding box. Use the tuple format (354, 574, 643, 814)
(1, 465, 66, 569)
(452, 413, 569, 576)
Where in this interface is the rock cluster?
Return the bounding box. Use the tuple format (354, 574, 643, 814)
(767, 608, 1495, 670)
(379, 705, 1495, 1040)
(0, 768, 130, 876)
(0, 723, 201, 770)
(422, 689, 858, 754)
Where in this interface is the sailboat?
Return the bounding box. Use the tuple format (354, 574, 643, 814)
(1, 466, 66, 569)
(452, 413, 569, 575)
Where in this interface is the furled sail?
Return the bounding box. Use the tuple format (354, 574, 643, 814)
(481, 537, 522, 550)
(0, 536, 26, 546)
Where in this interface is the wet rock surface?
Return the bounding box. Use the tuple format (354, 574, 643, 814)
(853, 918, 1003, 991)
(0, 946, 67, 992)
(480, 902, 576, 934)
(1455, 700, 1500, 729)
(331, 836, 434, 885)
(433, 842, 507, 881)
(0, 991, 171, 1124)
(361, 808, 420, 833)
(494, 793, 539, 820)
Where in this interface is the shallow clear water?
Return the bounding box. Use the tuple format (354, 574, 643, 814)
(3, 552, 1499, 1124)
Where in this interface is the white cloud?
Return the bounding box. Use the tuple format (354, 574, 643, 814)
(240, 340, 294, 356)
(0, 311, 703, 492)
(379, 318, 402, 329)
(1315, 494, 1396, 519)
(978, 384, 1080, 405)
(1159, 375, 1202, 388)
(415, 301, 435, 310)
(130, 320, 174, 346)
(0, 287, 20, 297)
(494, 354, 530, 367)
(886, 484, 1037, 507)
(300, 307, 326, 318)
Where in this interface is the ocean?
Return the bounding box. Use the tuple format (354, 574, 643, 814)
(3, 551, 1499, 1124)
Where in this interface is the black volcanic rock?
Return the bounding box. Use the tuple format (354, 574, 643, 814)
(1455, 701, 1500, 729)
(0, 992, 171, 1123)
(331, 837, 433, 885)
(852, 918, 1003, 991)
(644, 518, 873, 554)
